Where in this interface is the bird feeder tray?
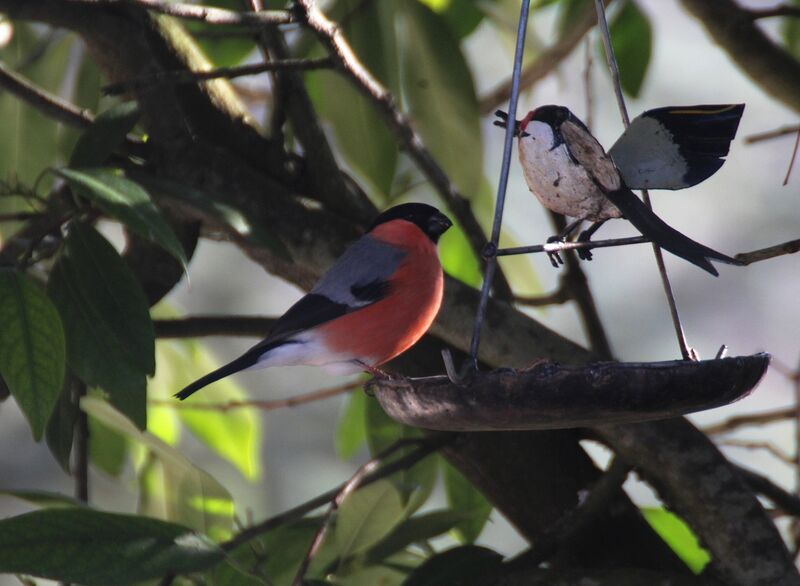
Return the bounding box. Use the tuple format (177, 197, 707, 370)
(369, 353, 770, 431)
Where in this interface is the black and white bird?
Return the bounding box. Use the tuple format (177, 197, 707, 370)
(495, 104, 745, 276)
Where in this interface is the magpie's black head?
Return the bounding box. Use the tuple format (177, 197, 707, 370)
(369, 203, 453, 243)
(527, 105, 574, 129)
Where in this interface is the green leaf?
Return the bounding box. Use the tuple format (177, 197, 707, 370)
(82, 396, 234, 540)
(442, 462, 492, 544)
(89, 413, 128, 477)
(0, 269, 66, 440)
(365, 510, 475, 564)
(45, 384, 77, 472)
(0, 490, 83, 509)
(439, 222, 482, 287)
(401, 545, 502, 586)
(556, 0, 590, 40)
(642, 507, 711, 574)
(337, 388, 368, 459)
(783, 0, 800, 59)
(307, 0, 399, 196)
(56, 167, 188, 267)
(365, 398, 438, 514)
(336, 479, 407, 559)
(417, 0, 487, 39)
(133, 172, 290, 260)
(0, 508, 224, 585)
(48, 224, 153, 428)
(187, 0, 256, 67)
(608, 0, 652, 98)
(398, 0, 483, 198)
(158, 339, 262, 480)
(69, 101, 140, 167)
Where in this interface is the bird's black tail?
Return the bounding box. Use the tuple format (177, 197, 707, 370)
(174, 340, 282, 400)
(605, 187, 742, 276)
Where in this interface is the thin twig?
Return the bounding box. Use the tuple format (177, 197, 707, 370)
(153, 315, 276, 338)
(720, 439, 794, 466)
(220, 434, 451, 553)
(514, 286, 570, 307)
(736, 464, 800, 517)
(783, 127, 800, 185)
(293, 0, 513, 299)
(734, 239, 800, 265)
(594, 0, 693, 361)
(469, 0, 532, 365)
(89, 0, 295, 26)
(746, 124, 800, 144)
(103, 58, 334, 95)
(292, 439, 422, 585)
(747, 4, 800, 19)
(704, 407, 794, 435)
(152, 380, 362, 411)
(0, 60, 93, 129)
(479, 0, 604, 114)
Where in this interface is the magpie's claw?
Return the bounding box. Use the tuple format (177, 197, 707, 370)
(546, 235, 566, 267)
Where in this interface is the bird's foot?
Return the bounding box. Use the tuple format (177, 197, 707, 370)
(360, 362, 394, 379)
(576, 229, 594, 261)
(545, 235, 565, 267)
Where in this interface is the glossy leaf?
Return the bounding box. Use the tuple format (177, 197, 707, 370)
(134, 172, 290, 259)
(45, 384, 77, 472)
(48, 224, 152, 428)
(0, 508, 223, 585)
(365, 510, 475, 564)
(336, 479, 406, 559)
(401, 545, 502, 586)
(0, 490, 83, 509)
(82, 396, 234, 540)
(608, 0, 652, 98)
(443, 462, 492, 544)
(307, 0, 399, 196)
(642, 507, 711, 574)
(56, 168, 188, 267)
(337, 387, 368, 459)
(70, 101, 139, 167)
(398, 0, 483, 198)
(0, 269, 66, 440)
(157, 339, 261, 480)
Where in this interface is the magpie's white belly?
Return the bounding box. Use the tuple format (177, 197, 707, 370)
(519, 135, 622, 222)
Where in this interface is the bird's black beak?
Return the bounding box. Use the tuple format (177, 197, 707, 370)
(493, 110, 529, 137)
(428, 213, 453, 241)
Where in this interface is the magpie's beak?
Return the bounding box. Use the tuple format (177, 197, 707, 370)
(493, 110, 529, 137)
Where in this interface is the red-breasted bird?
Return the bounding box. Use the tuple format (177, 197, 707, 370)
(175, 203, 452, 400)
(495, 104, 745, 276)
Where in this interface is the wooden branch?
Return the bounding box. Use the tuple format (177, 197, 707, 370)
(704, 406, 794, 435)
(747, 124, 800, 144)
(293, 0, 514, 300)
(681, 0, 800, 114)
(103, 57, 334, 95)
(737, 464, 800, 518)
(748, 4, 800, 19)
(369, 354, 769, 431)
(83, 0, 295, 26)
(735, 239, 800, 265)
(493, 567, 724, 586)
(153, 315, 276, 338)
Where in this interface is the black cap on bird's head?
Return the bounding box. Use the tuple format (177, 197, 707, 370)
(369, 203, 453, 243)
(524, 105, 590, 133)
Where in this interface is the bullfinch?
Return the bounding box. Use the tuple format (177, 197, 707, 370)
(175, 203, 452, 400)
(495, 104, 744, 276)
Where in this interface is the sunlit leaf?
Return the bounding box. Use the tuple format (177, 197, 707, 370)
(82, 397, 234, 540)
(56, 167, 188, 267)
(337, 388, 368, 459)
(642, 507, 711, 574)
(0, 269, 65, 440)
(439, 221, 482, 287)
(442, 462, 492, 544)
(607, 0, 652, 98)
(69, 101, 140, 167)
(158, 339, 261, 480)
(401, 545, 502, 586)
(398, 0, 483, 198)
(0, 508, 224, 585)
(336, 479, 406, 559)
(89, 413, 128, 477)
